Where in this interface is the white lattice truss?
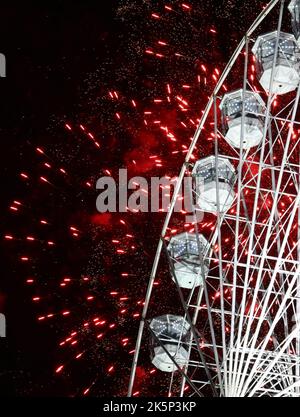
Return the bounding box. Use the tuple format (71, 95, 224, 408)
(128, 0, 300, 397)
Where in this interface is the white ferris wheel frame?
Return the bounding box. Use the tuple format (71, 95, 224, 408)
(128, 0, 300, 397)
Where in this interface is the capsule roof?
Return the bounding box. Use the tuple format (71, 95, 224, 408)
(192, 156, 236, 176)
(219, 88, 265, 111)
(252, 30, 298, 56)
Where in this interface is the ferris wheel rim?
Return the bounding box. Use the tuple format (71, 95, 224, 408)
(127, 0, 286, 398)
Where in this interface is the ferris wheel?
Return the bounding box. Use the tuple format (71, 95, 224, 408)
(128, 0, 300, 397)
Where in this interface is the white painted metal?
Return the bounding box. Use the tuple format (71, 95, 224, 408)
(168, 232, 210, 289)
(252, 31, 300, 94)
(128, 0, 300, 398)
(288, 0, 300, 44)
(150, 315, 190, 372)
(192, 156, 236, 213)
(152, 345, 189, 372)
(220, 89, 266, 149)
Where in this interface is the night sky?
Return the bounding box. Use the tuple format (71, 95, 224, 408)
(0, 0, 286, 397)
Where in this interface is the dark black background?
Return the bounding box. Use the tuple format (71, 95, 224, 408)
(0, 0, 118, 396)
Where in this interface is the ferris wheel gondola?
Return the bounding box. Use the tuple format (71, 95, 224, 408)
(128, 0, 300, 397)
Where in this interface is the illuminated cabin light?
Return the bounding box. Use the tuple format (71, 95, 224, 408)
(149, 315, 190, 373)
(219, 89, 266, 149)
(252, 30, 300, 95)
(167, 232, 210, 289)
(192, 156, 236, 214)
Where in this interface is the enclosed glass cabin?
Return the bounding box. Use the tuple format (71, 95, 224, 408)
(219, 89, 266, 149)
(150, 315, 190, 372)
(192, 156, 236, 214)
(167, 232, 209, 289)
(252, 31, 300, 95)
